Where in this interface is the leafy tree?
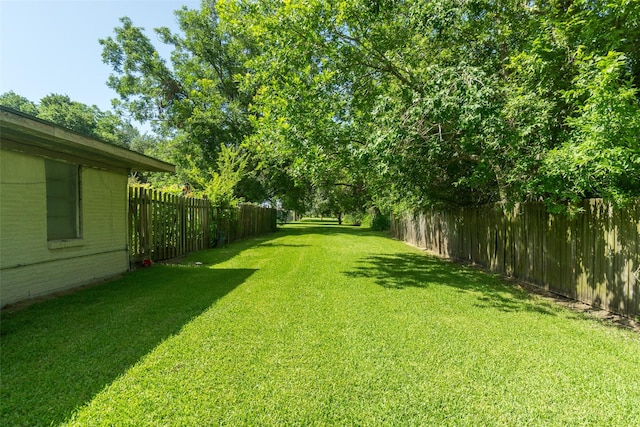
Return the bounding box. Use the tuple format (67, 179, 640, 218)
(37, 94, 99, 137)
(95, 0, 640, 212)
(0, 91, 38, 115)
(220, 0, 640, 212)
(183, 144, 248, 207)
(541, 52, 640, 207)
(100, 2, 275, 204)
(0, 91, 147, 149)
(100, 2, 254, 175)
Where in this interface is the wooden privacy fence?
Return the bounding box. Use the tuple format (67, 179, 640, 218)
(208, 204, 280, 245)
(391, 199, 640, 317)
(128, 186, 277, 263)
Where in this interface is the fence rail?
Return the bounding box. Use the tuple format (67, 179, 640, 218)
(128, 186, 277, 264)
(391, 199, 640, 317)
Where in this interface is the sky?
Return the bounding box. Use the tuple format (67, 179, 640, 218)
(1, 0, 200, 113)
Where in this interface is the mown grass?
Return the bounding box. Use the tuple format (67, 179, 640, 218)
(1, 220, 639, 426)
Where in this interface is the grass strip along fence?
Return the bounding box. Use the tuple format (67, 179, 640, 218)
(391, 199, 640, 318)
(128, 186, 277, 264)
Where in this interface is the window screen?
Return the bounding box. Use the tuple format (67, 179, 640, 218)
(45, 159, 80, 240)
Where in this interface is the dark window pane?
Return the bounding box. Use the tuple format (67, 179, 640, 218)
(45, 160, 79, 240)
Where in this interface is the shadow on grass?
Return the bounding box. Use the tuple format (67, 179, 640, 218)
(344, 253, 556, 315)
(256, 242, 311, 248)
(295, 218, 341, 226)
(280, 222, 384, 238)
(0, 264, 256, 426)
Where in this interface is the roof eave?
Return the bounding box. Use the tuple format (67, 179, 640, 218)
(0, 107, 175, 173)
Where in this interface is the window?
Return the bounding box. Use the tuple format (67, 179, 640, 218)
(45, 159, 81, 240)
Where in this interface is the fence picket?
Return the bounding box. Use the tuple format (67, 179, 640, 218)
(128, 186, 277, 265)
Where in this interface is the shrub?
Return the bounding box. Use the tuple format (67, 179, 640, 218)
(343, 212, 364, 226)
(362, 211, 390, 231)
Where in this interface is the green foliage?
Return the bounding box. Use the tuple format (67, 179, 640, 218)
(542, 52, 640, 207)
(100, 5, 257, 199)
(343, 212, 364, 226)
(361, 210, 391, 231)
(0, 91, 146, 149)
(0, 91, 38, 115)
(100, 16, 181, 127)
(37, 94, 100, 137)
(94, 0, 640, 211)
(218, 0, 640, 212)
(183, 144, 248, 208)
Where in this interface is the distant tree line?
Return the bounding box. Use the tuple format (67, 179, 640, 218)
(0, 91, 162, 153)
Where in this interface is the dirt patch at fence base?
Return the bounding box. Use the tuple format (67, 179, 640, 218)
(158, 256, 192, 265)
(457, 257, 639, 333)
(404, 241, 639, 333)
(509, 279, 640, 333)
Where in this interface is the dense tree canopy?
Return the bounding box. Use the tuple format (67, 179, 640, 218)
(99, 0, 640, 214)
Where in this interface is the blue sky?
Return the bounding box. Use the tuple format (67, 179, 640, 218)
(1, 0, 200, 112)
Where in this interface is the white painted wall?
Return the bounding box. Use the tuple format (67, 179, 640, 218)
(0, 148, 129, 307)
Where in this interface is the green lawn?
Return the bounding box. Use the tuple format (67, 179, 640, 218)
(1, 221, 639, 426)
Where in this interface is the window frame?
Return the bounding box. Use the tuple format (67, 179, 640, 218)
(45, 159, 82, 242)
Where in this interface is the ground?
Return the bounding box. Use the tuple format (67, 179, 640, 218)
(2, 221, 639, 426)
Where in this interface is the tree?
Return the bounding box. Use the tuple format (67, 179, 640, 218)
(100, 2, 257, 200)
(220, 0, 640, 212)
(0, 91, 148, 150)
(0, 91, 38, 115)
(541, 52, 640, 208)
(96, 0, 639, 212)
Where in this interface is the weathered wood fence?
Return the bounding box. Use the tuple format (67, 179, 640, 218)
(391, 199, 640, 317)
(128, 186, 277, 263)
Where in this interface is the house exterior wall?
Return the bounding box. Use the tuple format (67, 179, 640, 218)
(0, 148, 129, 307)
